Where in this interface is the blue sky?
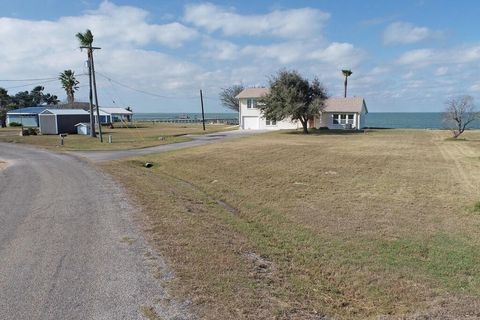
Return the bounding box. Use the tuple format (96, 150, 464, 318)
(1, 0, 479, 113)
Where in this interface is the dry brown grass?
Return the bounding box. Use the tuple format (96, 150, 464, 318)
(102, 129, 480, 319)
(0, 123, 234, 150)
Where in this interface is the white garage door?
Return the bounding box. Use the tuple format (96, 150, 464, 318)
(242, 116, 259, 130)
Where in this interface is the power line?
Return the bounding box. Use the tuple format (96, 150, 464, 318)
(4, 79, 60, 90)
(95, 71, 201, 100)
(0, 73, 88, 82)
(2, 73, 89, 91)
(0, 77, 58, 82)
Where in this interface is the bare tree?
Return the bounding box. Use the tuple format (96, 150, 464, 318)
(443, 95, 479, 138)
(219, 84, 244, 112)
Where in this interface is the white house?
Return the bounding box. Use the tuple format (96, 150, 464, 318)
(236, 88, 368, 130)
(99, 107, 133, 122)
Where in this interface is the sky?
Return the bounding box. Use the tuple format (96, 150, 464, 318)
(0, 0, 479, 113)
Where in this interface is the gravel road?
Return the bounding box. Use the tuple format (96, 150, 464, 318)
(0, 143, 191, 320)
(72, 129, 265, 161)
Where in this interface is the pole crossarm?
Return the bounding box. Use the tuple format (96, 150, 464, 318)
(80, 46, 102, 50)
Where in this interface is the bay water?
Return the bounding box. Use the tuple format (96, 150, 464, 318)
(134, 112, 480, 129)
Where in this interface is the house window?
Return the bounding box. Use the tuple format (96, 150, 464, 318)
(247, 99, 257, 109)
(333, 114, 355, 125)
(347, 114, 354, 124)
(333, 114, 339, 124)
(266, 118, 277, 126)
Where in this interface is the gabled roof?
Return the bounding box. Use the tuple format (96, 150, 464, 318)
(7, 106, 47, 115)
(100, 107, 133, 115)
(235, 88, 270, 99)
(40, 109, 89, 115)
(74, 123, 91, 127)
(96, 110, 110, 116)
(323, 97, 367, 113)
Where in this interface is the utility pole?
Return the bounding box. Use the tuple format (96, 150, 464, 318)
(85, 52, 95, 137)
(81, 45, 103, 142)
(199, 89, 206, 131)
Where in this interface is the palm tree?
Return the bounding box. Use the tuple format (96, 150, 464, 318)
(342, 69, 353, 98)
(76, 29, 101, 139)
(76, 29, 94, 51)
(59, 70, 79, 104)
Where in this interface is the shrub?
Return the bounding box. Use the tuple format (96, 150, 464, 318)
(9, 122, 22, 127)
(474, 202, 480, 213)
(22, 128, 38, 136)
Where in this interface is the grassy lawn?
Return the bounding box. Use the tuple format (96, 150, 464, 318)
(0, 122, 234, 151)
(101, 129, 480, 319)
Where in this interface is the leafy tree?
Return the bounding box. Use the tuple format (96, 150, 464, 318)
(260, 70, 328, 134)
(42, 93, 59, 105)
(13, 91, 35, 108)
(59, 70, 80, 104)
(30, 86, 45, 105)
(342, 69, 353, 98)
(219, 84, 244, 112)
(443, 95, 479, 138)
(11, 86, 58, 108)
(0, 88, 11, 128)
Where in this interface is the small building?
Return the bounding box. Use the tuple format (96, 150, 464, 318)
(75, 123, 91, 135)
(39, 109, 90, 135)
(95, 109, 112, 124)
(100, 107, 133, 123)
(236, 88, 367, 130)
(6, 106, 47, 127)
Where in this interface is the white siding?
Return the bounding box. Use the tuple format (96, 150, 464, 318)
(317, 112, 364, 130)
(239, 98, 299, 130)
(39, 114, 57, 134)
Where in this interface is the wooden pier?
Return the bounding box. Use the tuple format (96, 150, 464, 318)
(137, 118, 239, 125)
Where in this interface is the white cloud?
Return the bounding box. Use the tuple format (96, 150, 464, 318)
(0, 1, 201, 103)
(469, 83, 480, 92)
(201, 38, 240, 60)
(64, 1, 198, 48)
(383, 21, 443, 45)
(435, 66, 449, 76)
(184, 3, 330, 39)
(397, 49, 436, 65)
(309, 42, 365, 68)
(396, 45, 480, 67)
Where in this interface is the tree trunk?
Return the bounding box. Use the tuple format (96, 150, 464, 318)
(344, 76, 348, 98)
(0, 107, 6, 128)
(300, 118, 309, 134)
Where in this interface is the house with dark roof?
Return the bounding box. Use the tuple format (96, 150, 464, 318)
(235, 87, 368, 130)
